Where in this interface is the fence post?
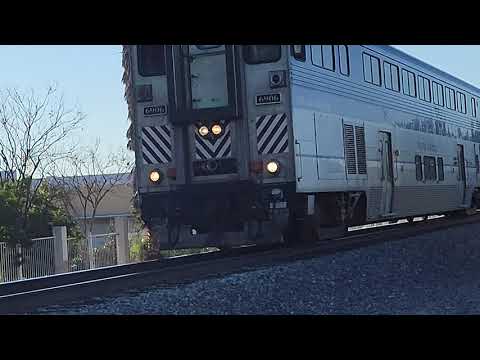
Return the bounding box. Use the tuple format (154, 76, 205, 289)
(114, 216, 129, 265)
(88, 232, 95, 269)
(53, 226, 68, 274)
(16, 245, 23, 280)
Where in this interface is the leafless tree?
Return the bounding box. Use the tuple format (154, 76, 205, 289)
(50, 140, 133, 236)
(0, 86, 84, 243)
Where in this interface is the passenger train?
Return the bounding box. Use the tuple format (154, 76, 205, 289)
(122, 45, 480, 249)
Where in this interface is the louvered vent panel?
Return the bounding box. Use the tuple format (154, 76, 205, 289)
(355, 126, 367, 174)
(343, 124, 357, 174)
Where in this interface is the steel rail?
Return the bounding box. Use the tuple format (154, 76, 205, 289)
(1, 213, 479, 314)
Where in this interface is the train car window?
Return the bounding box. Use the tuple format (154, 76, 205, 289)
(445, 87, 456, 110)
(423, 156, 437, 181)
(312, 45, 335, 71)
(437, 157, 444, 181)
(415, 155, 423, 181)
(243, 45, 281, 64)
(418, 75, 431, 102)
(137, 45, 166, 77)
(363, 54, 372, 83)
(457, 92, 467, 114)
(383, 61, 400, 92)
(362, 53, 381, 86)
(291, 45, 306, 62)
(338, 45, 350, 76)
(402, 69, 416, 97)
(384, 64, 391, 89)
(472, 97, 477, 117)
(432, 81, 444, 107)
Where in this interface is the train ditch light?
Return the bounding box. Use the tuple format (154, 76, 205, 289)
(149, 169, 163, 183)
(266, 160, 280, 175)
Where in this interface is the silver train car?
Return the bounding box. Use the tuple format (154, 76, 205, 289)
(122, 45, 480, 249)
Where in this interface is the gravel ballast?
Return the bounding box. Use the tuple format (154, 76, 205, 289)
(34, 222, 480, 314)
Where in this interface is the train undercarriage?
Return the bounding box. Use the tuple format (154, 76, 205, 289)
(140, 184, 480, 251)
(139, 181, 372, 250)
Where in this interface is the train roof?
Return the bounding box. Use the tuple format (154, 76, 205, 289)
(121, 45, 480, 97)
(373, 45, 480, 96)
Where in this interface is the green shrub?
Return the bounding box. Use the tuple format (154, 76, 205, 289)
(0, 181, 78, 245)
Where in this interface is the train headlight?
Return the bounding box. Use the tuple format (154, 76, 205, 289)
(199, 126, 209, 137)
(266, 161, 280, 175)
(211, 124, 222, 136)
(149, 170, 162, 183)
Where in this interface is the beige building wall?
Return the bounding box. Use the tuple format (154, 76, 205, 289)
(66, 182, 139, 236)
(68, 183, 133, 219)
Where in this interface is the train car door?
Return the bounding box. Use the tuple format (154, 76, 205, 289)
(457, 144, 467, 205)
(474, 144, 479, 185)
(379, 131, 394, 215)
(166, 45, 240, 126)
(188, 46, 229, 111)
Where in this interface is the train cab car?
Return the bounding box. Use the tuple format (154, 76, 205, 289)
(122, 45, 480, 250)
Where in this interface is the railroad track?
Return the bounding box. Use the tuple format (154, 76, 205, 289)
(1, 213, 479, 314)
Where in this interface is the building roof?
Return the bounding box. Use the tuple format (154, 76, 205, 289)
(32, 173, 133, 189)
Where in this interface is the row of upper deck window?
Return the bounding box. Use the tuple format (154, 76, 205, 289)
(291, 45, 479, 119)
(361, 51, 477, 117)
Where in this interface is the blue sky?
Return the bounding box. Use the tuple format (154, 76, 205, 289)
(0, 45, 478, 156)
(394, 45, 480, 88)
(0, 45, 127, 155)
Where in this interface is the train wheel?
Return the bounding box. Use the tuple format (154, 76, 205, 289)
(447, 210, 465, 218)
(465, 197, 478, 216)
(283, 215, 317, 246)
(283, 213, 300, 246)
(300, 217, 319, 243)
(218, 245, 233, 252)
(465, 205, 478, 216)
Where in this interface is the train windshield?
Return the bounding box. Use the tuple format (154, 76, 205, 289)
(188, 45, 229, 110)
(137, 45, 166, 76)
(243, 45, 281, 64)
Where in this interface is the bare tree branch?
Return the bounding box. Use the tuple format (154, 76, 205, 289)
(0, 86, 84, 244)
(49, 140, 133, 236)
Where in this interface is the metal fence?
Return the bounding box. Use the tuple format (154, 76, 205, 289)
(1, 232, 119, 284)
(67, 236, 89, 272)
(0, 243, 20, 283)
(0, 236, 55, 283)
(90, 233, 118, 269)
(67, 233, 118, 272)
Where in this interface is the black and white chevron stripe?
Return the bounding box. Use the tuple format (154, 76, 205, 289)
(195, 124, 232, 160)
(141, 126, 173, 164)
(256, 113, 289, 155)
